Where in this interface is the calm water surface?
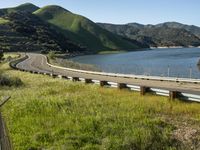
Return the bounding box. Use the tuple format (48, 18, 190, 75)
(71, 48, 200, 79)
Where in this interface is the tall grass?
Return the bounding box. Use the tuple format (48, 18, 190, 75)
(0, 62, 22, 87)
(0, 63, 200, 149)
(0, 74, 22, 87)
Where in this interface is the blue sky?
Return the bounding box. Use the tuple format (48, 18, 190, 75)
(0, 0, 200, 26)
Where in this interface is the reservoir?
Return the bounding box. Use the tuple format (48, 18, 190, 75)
(71, 48, 200, 79)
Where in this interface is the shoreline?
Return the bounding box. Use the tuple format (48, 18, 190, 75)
(56, 46, 200, 61)
(150, 46, 200, 49)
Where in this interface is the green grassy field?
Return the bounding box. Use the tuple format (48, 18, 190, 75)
(0, 62, 200, 149)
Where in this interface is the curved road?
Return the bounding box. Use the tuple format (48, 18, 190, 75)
(16, 53, 200, 94)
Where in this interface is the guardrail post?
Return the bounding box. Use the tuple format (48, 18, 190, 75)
(117, 83, 127, 89)
(46, 73, 51, 76)
(62, 76, 69, 80)
(72, 77, 79, 82)
(50, 74, 57, 78)
(85, 79, 93, 84)
(169, 91, 178, 100)
(100, 81, 108, 87)
(140, 86, 149, 95)
(58, 75, 63, 79)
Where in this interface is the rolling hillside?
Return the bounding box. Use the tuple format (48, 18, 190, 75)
(34, 5, 145, 52)
(0, 3, 39, 16)
(0, 12, 85, 52)
(98, 23, 200, 47)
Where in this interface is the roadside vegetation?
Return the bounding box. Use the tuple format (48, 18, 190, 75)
(0, 62, 200, 149)
(0, 73, 22, 87)
(0, 53, 23, 87)
(47, 51, 101, 72)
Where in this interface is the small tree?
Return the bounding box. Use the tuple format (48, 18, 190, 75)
(48, 51, 56, 60)
(0, 50, 4, 60)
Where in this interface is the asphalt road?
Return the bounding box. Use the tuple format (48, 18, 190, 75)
(16, 53, 200, 94)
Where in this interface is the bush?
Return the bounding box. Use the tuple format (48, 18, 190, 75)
(48, 51, 56, 60)
(0, 74, 23, 87)
(40, 50, 48, 54)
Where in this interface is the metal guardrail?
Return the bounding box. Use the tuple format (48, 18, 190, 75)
(44, 54, 200, 84)
(11, 54, 200, 103)
(9, 55, 28, 70)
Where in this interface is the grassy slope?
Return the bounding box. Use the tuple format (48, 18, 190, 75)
(3, 53, 19, 60)
(0, 63, 200, 149)
(34, 6, 139, 52)
(0, 3, 39, 14)
(0, 17, 9, 24)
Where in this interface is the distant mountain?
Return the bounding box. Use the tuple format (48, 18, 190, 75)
(155, 22, 200, 38)
(33, 5, 146, 52)
(98, 23, 200, 47)
(0, 11, 85, 53)
(127, 23, 145, 28)
(0, 3, 39, 16)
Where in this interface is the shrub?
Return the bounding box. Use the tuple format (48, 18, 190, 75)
(40, 50, 48, 54)
(48, 51, 56, 60)
(0, 74, 23, 87)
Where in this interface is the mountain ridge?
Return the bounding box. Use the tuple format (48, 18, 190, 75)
(98, 22, 200, 47)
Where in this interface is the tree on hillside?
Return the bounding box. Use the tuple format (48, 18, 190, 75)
(0, 50, 4, 60)
(48, 51, 56, 59)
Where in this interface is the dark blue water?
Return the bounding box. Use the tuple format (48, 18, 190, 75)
(71, 48, 200, 79)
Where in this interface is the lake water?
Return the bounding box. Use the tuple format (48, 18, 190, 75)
(71, 48, 200, 79)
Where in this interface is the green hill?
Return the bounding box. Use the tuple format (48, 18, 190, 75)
(0, 12, 85, 53)
(0, 3, 39, 16)
(34, 5, 144, 52)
